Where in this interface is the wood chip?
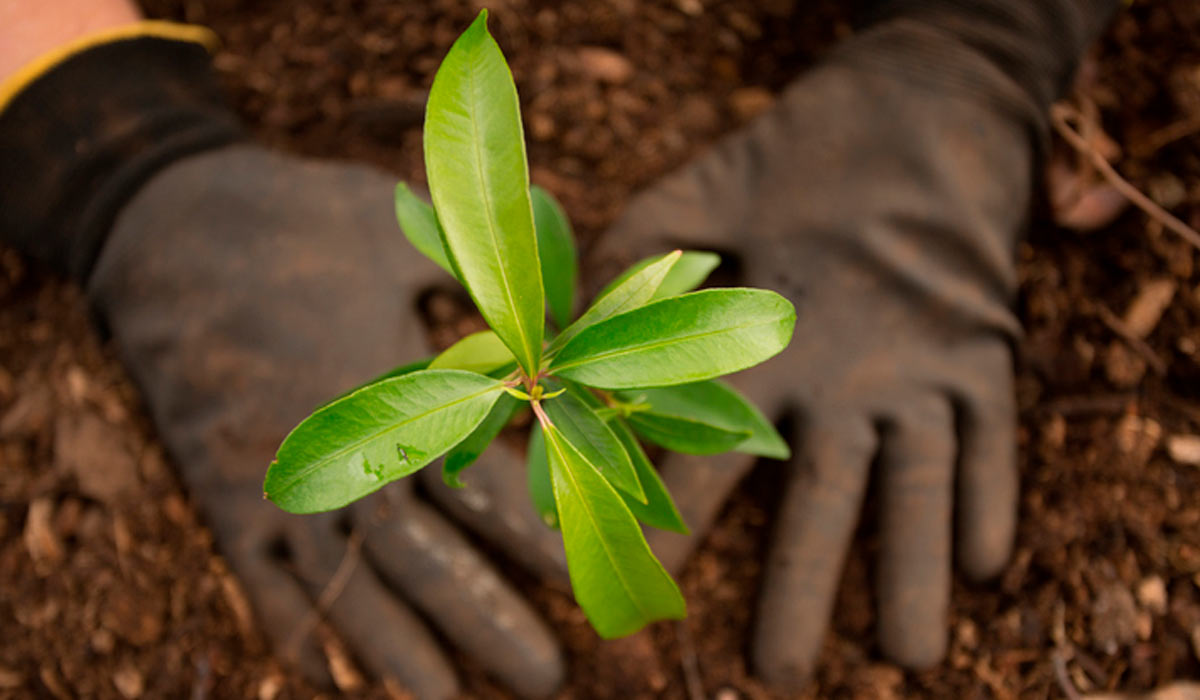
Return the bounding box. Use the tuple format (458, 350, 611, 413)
(1123, 278, 1177, 339)
(219, 566, 256, 640)
(39, 665, 70, 700)
(0, 665, 23, 689)
(257, 672, 284, 700)
(728, 87, 774, 122)
(1115, 413, 1161, 459)
(1167, 434, 1200, 466)
(1091, 583, 1139, 655)
(577, 47, 634, 84)
(112, 665, 144, 699)
(1136, 576, 1168, 615)
(322, 634, 365, 692)
(63, 365, 92, 405)
(23, 498, 64, 572)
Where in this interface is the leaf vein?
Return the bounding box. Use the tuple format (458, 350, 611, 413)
(271, 382, 500, 498)
(464, 46, 535, 371)
(547, 431, 652, 622)
(552, 315, 785, 373)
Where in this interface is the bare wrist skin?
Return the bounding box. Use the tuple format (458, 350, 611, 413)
(0, 0, 141, 80)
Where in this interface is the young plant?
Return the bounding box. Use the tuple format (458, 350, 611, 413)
(264, 9, 795, 638)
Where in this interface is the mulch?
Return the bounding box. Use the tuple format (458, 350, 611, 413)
(2, 0, 1199, 697)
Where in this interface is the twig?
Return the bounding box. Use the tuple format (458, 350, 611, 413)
(286, 531, 364, 659)
(1133, 116, 1200, 158)
(1093, 302, 1168, 376)
(1051, 103, 1200, 253)
(315, 531, 363, 611)
(675, 621, 706, 700)
(1052, 650, 1083, 700)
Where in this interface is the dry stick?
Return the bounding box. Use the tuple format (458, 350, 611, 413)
(1052, 650, 1083, 700)
(1093, 302, 1168, 376)
(1050, 103, 1200, 253)
(285, 530, 364, 660)
(1134, 116, 1200, 158)
(675, 621, 706, 700)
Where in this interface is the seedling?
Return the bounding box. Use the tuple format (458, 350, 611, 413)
(264, 10, 795, 638)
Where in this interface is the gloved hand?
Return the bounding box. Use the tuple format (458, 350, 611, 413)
(591, 0, 1118, 688)
(0, 29, 564, 699)
(89, 146, 567, 698)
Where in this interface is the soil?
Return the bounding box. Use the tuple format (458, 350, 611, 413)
(3, 0, 1200, 698)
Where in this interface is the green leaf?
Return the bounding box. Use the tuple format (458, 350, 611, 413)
(394, 182, 455, 278)
(443, 393, 523, 488)
(549, 288, 795, 389)
(265, 370, 504, 513)
(543, 422, 686, 637)
(549, 250, 682, 353)
(626, 411, 749, 456)
(319, 356, 432, 409)
(557, 380, 686, 532)
(532, 185, 578, 329)
(424, 10, 543, 375)
(653, 251, 720, 300)
(429, 330, 516, 375)
(542, 385, 645, 502)
(527, 422, 559, 529)
(622, 380, 789, 459)
(610, 419, 689, 534)
(597, 250, 720, 301)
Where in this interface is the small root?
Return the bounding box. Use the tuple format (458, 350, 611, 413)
(1051, 103, 1200, 252)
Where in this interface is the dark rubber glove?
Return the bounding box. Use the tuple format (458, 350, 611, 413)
(1, 32, 564, 699)
(592, 0, 1118, 688)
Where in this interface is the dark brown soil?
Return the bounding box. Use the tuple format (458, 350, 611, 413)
(3, 1, 1200, 698)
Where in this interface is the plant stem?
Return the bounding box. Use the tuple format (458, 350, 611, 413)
(531, 399, 551, 429)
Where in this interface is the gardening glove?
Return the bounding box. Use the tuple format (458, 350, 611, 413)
(592, 0, 1119, 688)
(0, 28, 565, 699)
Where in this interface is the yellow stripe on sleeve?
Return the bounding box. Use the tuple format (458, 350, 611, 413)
(0, 20, 217, 113)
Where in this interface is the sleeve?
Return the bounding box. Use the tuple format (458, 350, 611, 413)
(0, 21, 243, 281)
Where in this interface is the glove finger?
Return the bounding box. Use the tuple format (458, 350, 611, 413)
(752, 412, 876, 689)
(876, 396, 955, 670)
(288, 513, 459, 700)
(218, 525, 333, 688)
(953, 343, 1018, 580)
(644, 450, 759, 574)
(419, 444, 568, 584)
(356, 487, 564, 700)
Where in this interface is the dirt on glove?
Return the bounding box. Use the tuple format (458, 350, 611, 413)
(2, 0, 1199, 697)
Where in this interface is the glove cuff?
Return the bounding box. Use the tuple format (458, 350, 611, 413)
(0, 22, 243, 281)
(868, 0, 1121, 112)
